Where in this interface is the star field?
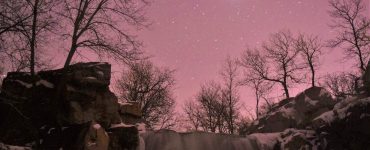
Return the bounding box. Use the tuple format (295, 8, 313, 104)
(135, 0, 370, 109)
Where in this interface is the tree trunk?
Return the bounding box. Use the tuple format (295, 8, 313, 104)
(30, 0, 39, 76)
(282, 82, 289, 98)
(309, 62, 315, 87)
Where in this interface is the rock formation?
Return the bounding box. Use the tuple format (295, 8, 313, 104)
(0, 62, 140, 150)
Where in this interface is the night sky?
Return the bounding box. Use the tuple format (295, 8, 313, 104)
(124, 0, 368, 110)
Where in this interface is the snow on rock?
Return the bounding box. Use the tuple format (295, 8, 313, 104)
(14, 80, 32, 88)
(277, 129, 322, 150)
(0, 143, 31, 150)
(36, 80, 54, 88)
(246, 87, 334, 134)
(314, 96, 370, 126)
(93, 123, 101, 129)
(110, 122, 135, 128)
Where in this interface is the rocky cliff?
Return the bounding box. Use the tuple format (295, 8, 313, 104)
(0, 62, 140, 150)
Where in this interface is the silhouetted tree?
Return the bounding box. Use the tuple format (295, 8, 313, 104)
(183, 81, 228, 133)
(328, 0, 370, 72)
(220, 56, 240, 134)
(240, 31, 303, 99)
(295, 33, 322, 87)
(322, 72, 358, 98)
(0, 0, 57, 74)
(116, 60, 176, 129)
(183, 100, 202, 131)
(60, 0, 148, 68)
(240, 77, 272, 119)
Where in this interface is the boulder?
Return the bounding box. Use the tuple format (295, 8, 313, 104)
(247, 87, 335, 133)
(313, 96, 370, 149)
(119, 101, 142, 124)
(107, 125, 139, 150)
(0, 62, 139, 149)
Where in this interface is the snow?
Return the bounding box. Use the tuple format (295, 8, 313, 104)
(314, 97, 370, 124)
(110, 122, 134, 128)
(318, 88, 330, 97)
(314, 111, 335, 124)
(47, 128, 55, 134)
(12, 79, 54, 88)
(93, 123, 101, 129)
(360, 113, 370, 119)
(61, 127, 69, 131)
(96, 71, 104, 77)
(14, 80, 32, 88)
(0, 143, 31, 150)
(118, 101, 133, 106)
(85, 77, 97, 80)
(304, 97, 319, 106)
(36, 80, 54, 88)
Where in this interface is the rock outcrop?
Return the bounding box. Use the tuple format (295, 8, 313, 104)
(247, 86, 335, 133)
(0, 62, 140, 150)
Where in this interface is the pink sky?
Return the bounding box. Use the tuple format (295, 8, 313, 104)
(40, 0, 368, 111)
(119, 0, 368, 110)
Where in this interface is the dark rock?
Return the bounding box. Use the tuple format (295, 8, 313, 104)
(313, 97, 370, 149)
(107, 126, 139, 150)
(119, 102, 142, 124)
(0, 62, 141, 149)
(247, 87, 335, 133)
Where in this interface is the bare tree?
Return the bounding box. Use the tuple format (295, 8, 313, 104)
(295, 33, 322, 87)
(220, 56, 240, 134)
(328, 0, 370, 72)
(240, 77, 272, 119)
(183, 100, 202, 131)
(183, 81, 227, 133)
(60, 0, 148, 68)
(0, 0, 57, 74)
(0, 1, 32, 35)
(322, 72, 358, 98)
(116, 60, 176, 129)
(240, 31, 303, 99)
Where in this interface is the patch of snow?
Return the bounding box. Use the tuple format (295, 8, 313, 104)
(360, 113, 370, 119)
(85, 77, 97, 80)
(257, 125, 264, 130)
(87, 141, 97, 147)
(110, 122, 134, 128)
(96, 71, 104, 77)
(315, 97, 370, 124)
(36, 80, 54, 88)
(0, 143, 31, 150)
(318, 88, 330, 97)
(14, 80, 32, 88)
(61, 127, 69, 131)
(118, 101, 133, 106)
(93, 123, 101, 129)
(47, 128, 55, 134)
(314, 111, 335, 124)
(304, 96, 318, 106)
